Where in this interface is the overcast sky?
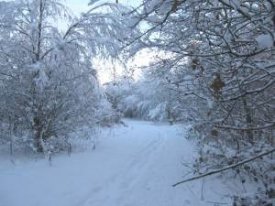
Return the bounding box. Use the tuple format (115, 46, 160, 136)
(65, 0, 141, 16)
(64, 0, 144, 83)
(65, 0, 90, 16)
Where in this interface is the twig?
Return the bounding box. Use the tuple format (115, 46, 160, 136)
(206, 200, 229, 205)
(172, 148, 275, 187)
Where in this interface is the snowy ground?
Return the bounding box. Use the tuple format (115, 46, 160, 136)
(0, 119, 240, 206)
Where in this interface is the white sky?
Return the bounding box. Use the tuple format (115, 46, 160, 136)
(65, 0, 147, 84)
(65, 0, 90, 16)
(65, 0, 141, 16)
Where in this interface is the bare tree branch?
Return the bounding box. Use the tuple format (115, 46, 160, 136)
(172, 148, 275, 187)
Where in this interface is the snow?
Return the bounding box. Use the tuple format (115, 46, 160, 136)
(256, 34, 274, 49)
(231, 0, 241, 9)
(223, 0, 240, 10)
(144, 0, 161, 13)
(207, 98, 214, 109)
(0, 119, 239, 206)
(144, 0, 175, 16)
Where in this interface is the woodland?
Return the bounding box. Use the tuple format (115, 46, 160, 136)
(0, 0, 274, 205)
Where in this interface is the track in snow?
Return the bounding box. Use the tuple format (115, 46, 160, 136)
(0, 119, 236, 206)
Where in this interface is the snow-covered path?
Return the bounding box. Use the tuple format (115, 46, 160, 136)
(0, 120, 233, 206)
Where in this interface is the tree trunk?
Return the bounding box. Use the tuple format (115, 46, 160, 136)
(242, 97, 254, 144)
(33, 117, 44, 153)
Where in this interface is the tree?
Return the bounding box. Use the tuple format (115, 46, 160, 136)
(124, 0, 275, 204)
(0, 0, 129, 153)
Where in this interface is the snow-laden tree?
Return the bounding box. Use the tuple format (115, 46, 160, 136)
(123, 63, 186, 121)
(103, 61, 184, 122)
(124, 0, 275, 204)
(0, 0, 131, 153)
